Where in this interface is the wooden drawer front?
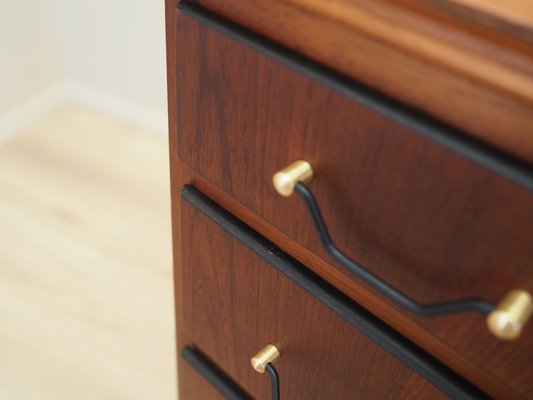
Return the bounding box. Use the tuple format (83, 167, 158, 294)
(174, 7, 533, 396)
(180, 346, 251, 400)
(179, 350, 233, 400)
(178, 186, 488, 400)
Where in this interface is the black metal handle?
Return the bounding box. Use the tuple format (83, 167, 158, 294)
(182, 184, 493, 397)
(293, 182, 496, 317)
(265, 364, 280, 400)
(251, 344, 281, 399)
(272, 161, 532, 339)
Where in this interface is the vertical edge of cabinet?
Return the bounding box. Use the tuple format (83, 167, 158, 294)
(180, 184, 491, 400)
(165, 1, 183, 399)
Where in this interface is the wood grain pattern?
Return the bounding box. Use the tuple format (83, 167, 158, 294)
(286, 0, 533, 101)
(179, 200, 452, 400)
(179, 360, 226, 400)
(173, 11, 533, 399)
(193, 0, 533, 163)
(172, 163, 520, 400)
(180, 347, 250, 399)
(439, 0, 533, 33)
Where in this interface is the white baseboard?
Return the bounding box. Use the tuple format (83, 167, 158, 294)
(63, 79, 168, 135)
(0, 83, 65, 144)
(0, 79, 167, 143)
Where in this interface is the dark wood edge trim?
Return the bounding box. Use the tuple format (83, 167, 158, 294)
(181, 185, 491, 400)
(181, 345, 253, 400)
(177, 1, 533, 191)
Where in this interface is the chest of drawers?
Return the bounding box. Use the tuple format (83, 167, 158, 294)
(166, 1, 533, 398)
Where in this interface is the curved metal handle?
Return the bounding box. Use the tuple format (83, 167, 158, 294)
(251, 344, 280, 400)
(273, 160, 533, 340)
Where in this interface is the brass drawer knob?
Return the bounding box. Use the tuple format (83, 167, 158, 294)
(251, 344, 281, 400)
(273, 160, 313, 197)
(487, 290, 533, 340)
(251, 344, 280, 373)
(273, 160, 533, 340)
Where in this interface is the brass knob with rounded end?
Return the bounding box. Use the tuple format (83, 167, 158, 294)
(487, 290, 533, 340)
(273, 160, 313, 196)
(251, 344, 280, 373)
(251, 344, 281, 400)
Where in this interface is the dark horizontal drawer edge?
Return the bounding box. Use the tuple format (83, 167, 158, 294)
(177, 1, 533, 191)
(181, 345, 253, 400)
(181, 184, 491, 400)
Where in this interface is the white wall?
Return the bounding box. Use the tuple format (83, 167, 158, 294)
(0, 0, 167, 140)
(0, 1, 61, 112)
(0, 1, 64, 141)
(50, 0, 167, 132)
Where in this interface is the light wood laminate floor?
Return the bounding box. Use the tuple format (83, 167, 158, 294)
(0, 106, 176, 399)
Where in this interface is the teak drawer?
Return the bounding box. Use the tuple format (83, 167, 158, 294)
(178, 186, 489, 399)
(174, 5, 533, 397)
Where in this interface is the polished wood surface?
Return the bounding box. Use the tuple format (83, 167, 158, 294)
(172, 10, 532, 399)
(173, 166, 520, 400)
(168, 1, 533, 399)
(193, 0, 533, 162)
(442, 0, 533, 30)
(286, 0, 533, 99)
(179, 200, 451, 400)
(179, 360, 227, 400)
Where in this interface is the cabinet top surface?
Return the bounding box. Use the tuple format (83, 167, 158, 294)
(442, 0, 533, 33)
